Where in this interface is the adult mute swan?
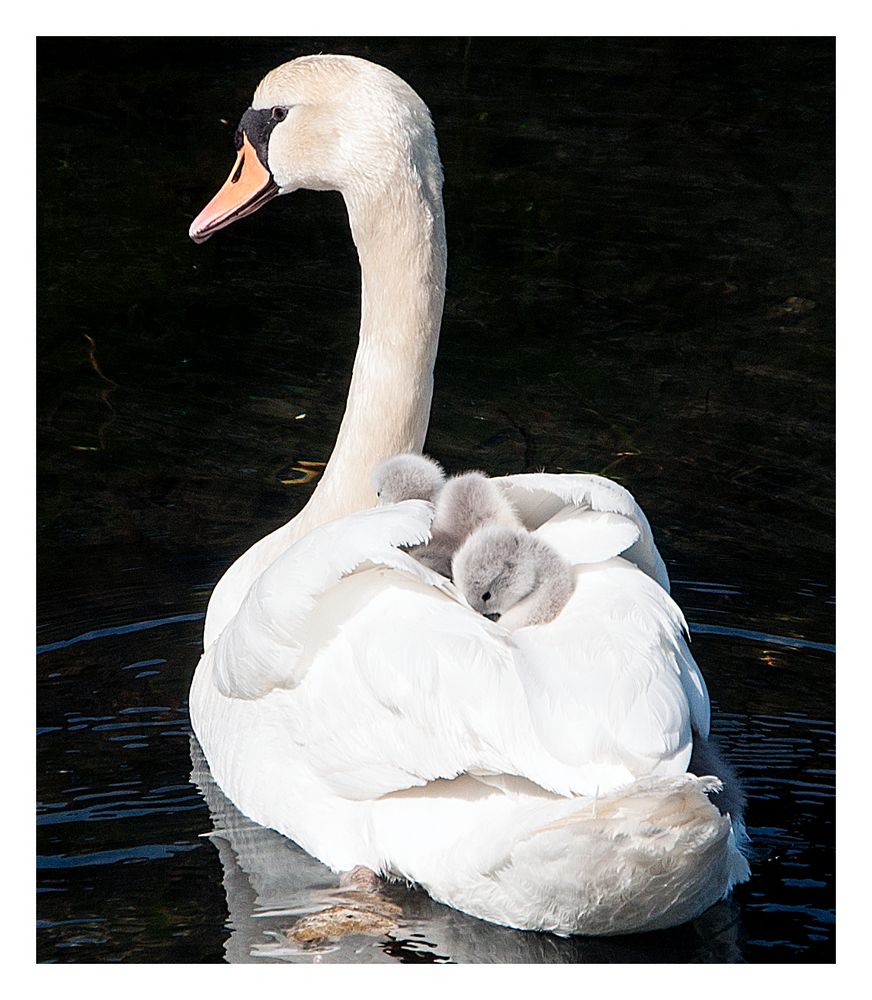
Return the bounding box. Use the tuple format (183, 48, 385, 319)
(188, 54, 749, 936)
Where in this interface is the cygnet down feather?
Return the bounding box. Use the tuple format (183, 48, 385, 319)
(372, 453, 446, 504)
(413, 471, 523, 577)
(452, 525, 575, 629)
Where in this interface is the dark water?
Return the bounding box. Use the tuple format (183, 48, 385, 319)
(37, 37, 834, 962)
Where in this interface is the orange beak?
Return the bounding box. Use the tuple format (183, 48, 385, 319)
(189, 134, 278, 243)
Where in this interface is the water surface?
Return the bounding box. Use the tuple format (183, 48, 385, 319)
(37, 37, 834, 962)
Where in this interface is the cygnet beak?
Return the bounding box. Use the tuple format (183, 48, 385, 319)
(483, 612, 501, 622)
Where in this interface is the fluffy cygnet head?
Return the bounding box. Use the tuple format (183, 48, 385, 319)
(373, 453, 446, 505)
(431, 471, 521, 540)
(452, 526, 574, 629)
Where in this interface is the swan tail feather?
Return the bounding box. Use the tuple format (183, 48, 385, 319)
(418, 775, 749, 937)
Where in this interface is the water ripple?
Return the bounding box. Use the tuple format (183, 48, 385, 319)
(36, 613, 205, 655)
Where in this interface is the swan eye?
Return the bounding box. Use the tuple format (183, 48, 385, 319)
(271, 106, 288, 122)
(482, 591, 491, 602)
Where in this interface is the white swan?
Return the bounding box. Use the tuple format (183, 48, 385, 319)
(187, 54, 749, 936)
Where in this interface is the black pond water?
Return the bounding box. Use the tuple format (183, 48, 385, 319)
(37, 37, 834, 963)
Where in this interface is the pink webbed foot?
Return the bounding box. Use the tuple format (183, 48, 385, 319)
(338, 865, 383, 891)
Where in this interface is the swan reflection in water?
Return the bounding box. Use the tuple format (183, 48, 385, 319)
(190, 738, 744, 964)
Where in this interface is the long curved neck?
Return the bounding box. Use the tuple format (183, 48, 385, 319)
(203, 155, 445, 648)
(293, 168, 447, 535)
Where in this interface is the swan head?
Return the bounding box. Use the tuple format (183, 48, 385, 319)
(373, 453, 445, 505)
(190, 54, 442, 243)
(452, 527, 539, 621)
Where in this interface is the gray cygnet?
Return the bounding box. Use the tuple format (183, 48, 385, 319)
(372, 453, 446, 504)
(452, 526, 574, 629)
(373, 456, 523, 579)
(415, 471, 523, 577)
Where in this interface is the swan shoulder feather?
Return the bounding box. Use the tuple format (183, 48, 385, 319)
(210, 500, 440, 700)
(494, 472, 670, 591)
(512, 558, 711, 782)
(533, 505, 641, 566)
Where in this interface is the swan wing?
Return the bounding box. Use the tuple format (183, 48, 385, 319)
(533, 505, 641, 566)
(511, 558, 711, 792)
(294, 555, 709, 802)
(205, 501, 549, 800)
(494, 472, 670, 591)
(252, 563, 703, 802)
(209, 500, 442, 700)
(205, 500, 706, 804)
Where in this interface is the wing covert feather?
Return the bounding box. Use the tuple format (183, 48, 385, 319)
(494, 472, 670, 591)
(511, 559, 710, 788)
(205, 494, 709, 803)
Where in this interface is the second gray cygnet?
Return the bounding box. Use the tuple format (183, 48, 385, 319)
(373, 454, 522, 578)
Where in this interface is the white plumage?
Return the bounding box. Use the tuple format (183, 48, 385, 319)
(187, 53, 748, 936)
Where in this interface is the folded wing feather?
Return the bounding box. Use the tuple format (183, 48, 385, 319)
(206, 482, 705, 804)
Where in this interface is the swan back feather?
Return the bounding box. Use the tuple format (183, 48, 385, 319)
(495, 472, 670, 591)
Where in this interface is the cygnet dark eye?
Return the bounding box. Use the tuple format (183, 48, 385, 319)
(482, 591, 492, 602)
(271, 106, 288, 121)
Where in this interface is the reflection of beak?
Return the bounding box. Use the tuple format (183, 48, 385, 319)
(189, 134, 278, 243)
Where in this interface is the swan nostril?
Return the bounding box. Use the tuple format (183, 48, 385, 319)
(231, 152, 245, 184)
